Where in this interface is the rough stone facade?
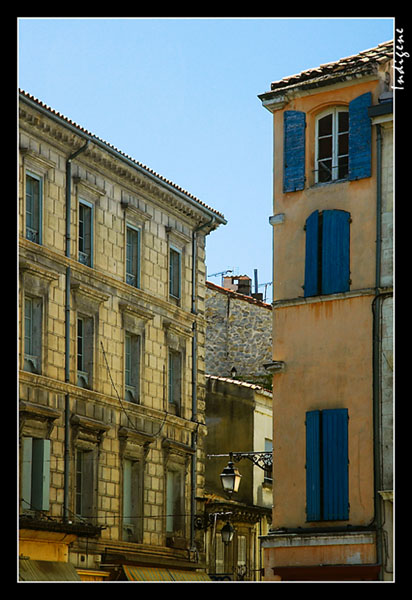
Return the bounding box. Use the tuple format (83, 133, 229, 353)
(205, 281, 272, 388)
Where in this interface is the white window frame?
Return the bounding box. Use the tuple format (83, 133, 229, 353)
(169, 245, 182, 300)
(315, 107, 349, 184)
(25, 170, 43, 244)
(78, 198, 94, 267)
(126, 223, 141, 288)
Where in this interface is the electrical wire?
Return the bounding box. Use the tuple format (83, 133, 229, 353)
(100, 340, 168, 439)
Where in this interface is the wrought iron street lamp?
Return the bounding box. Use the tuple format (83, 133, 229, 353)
(208, 450, 273, 497)
(220, 521, 235, 545)
(219, 453, 242, 496)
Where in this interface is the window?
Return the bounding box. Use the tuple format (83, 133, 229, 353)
(306, 409, 349, 521)
(169, 246, 181, 299)
(316, 108, 349, 183)
(264, 439, 273, 483)
(25, 172, 42, 244)
(23, 295, 42, 373)
(125, 332, 140, 403)
(122, 458, 142, 542)
(168, 350, 182, 413)
(304, 209, 350, 297)
(78, 199, 93, 267)
(166, 468, 184, 536)
(126, 225, 140, 287)
(21, 437, 50, 512)
(237, 534, 247, 575)
(75, 449, 95, 519)
(77, 316, 93, 388)
(283, 92, 372, 192)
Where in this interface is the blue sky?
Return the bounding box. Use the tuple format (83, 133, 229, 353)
(18, 17, 394, 301)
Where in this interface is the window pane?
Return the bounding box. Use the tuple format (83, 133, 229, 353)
(79, 202, 92, 266)
(338, 111, 349, 133)
(24, 297, 33, 356)
(338, 132, 348, 156)
(338, 156, 349, 180)
(318, 136, 332, 160)
(318, 114, 332, 137)
(170, 248, 181, 298)
(318, 159, 332, 182)
(126, 227, 139, 287)
(77, 318, 83, 371)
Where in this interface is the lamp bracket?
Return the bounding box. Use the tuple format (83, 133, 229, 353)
(207, 451, 273, 470)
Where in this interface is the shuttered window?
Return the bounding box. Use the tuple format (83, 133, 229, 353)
(125, 332, 140, 403)
(169, 246, 181, 299)
(304, 209, 350, 297)
(283, 93, 371, 192)
(21, 437, 50, 512)
(306, 409, 349, 521)
(168, 350, 182, 413)
(126, 225, 140, 288)
(25, 172, 42, 244)
(78, 199, 93, 267)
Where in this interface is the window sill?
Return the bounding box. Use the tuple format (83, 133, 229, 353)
(273, 287, 376, 309)
(309, 177, 349, 190)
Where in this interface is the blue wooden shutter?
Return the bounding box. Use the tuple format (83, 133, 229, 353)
(283, 110, 306, 192)
(321, 210, 350, 295)
(304, 211, 319, 297)
(322, 409, 349, 520)
(348, 92, 372, 180)
(306, 410, 321, 521)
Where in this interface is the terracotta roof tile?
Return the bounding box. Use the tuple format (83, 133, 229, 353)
(267, 40, 393, 93)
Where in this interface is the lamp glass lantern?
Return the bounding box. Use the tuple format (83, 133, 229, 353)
(220, 457, 242, 496)
(220, 521, 235, 545)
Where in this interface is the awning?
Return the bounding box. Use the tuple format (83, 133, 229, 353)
(123, 565, 211, 582)
(19, 558, 81, 581)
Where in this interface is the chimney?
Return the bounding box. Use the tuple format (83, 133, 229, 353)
(223, 275, 252, 296)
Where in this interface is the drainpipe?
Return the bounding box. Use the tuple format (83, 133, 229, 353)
(63, 140, 89, 521)
(190, 216, 215, 550)
(372, 123, 384, 577)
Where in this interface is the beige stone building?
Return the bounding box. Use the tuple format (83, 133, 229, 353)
(18, 90, 226, 581)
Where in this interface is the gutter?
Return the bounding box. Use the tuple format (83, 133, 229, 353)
(63, 141, 90, 522)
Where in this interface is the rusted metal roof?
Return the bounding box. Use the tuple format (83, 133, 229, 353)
(260, 40, 393, 97)
(19, 89, 226, 223)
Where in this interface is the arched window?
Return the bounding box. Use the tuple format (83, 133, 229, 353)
(315, 107, 349, 183)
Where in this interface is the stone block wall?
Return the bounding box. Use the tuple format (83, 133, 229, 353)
(205, 282, 272, 387)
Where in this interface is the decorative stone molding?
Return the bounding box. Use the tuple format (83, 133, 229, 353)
(19, 400, 61, 439)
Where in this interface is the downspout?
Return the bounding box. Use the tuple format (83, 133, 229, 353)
(63, 140, 89, 521)
(372, 123, 384, 577)
(190, 216, 215, 550)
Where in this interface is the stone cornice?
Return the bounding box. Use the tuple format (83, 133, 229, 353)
(19, 97, 225, 227)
